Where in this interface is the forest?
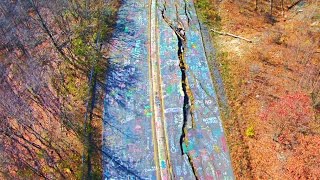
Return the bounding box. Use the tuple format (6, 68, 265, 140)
(0, 0, 121, 178)
(195, 0, 319, 179)
(0, 0, 319, 179)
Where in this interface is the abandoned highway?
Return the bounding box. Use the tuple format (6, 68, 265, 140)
(103, 0, 234, 179)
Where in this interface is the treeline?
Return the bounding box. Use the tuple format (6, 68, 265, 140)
(0, 0, 120, 179)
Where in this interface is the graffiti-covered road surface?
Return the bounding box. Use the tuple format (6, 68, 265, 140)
(103, 0, 234, 179)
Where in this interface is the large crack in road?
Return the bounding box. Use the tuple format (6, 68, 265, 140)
(161, 2, 199, 179)
(103, 0, 234, 179)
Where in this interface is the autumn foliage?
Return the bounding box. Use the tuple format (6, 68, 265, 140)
(0, 0, 121, 179)
(286, 135, 320, 179)
(195, 0, 319, 179)
(259, 92, 320, 178)
(261, 92, 314, 147)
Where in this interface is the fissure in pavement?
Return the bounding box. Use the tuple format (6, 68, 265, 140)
(161, 3, 199, 179)
(103, 0, 235, 178)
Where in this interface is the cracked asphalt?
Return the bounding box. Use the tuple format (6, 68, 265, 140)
(103, 0, 234, 179)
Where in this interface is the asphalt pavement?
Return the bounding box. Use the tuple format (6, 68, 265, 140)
(103, 0, 234, 179)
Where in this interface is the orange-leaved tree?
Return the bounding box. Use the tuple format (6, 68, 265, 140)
(260, 92, 314, 149)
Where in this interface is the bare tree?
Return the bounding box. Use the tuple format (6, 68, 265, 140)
(0, 0, 120, 178)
